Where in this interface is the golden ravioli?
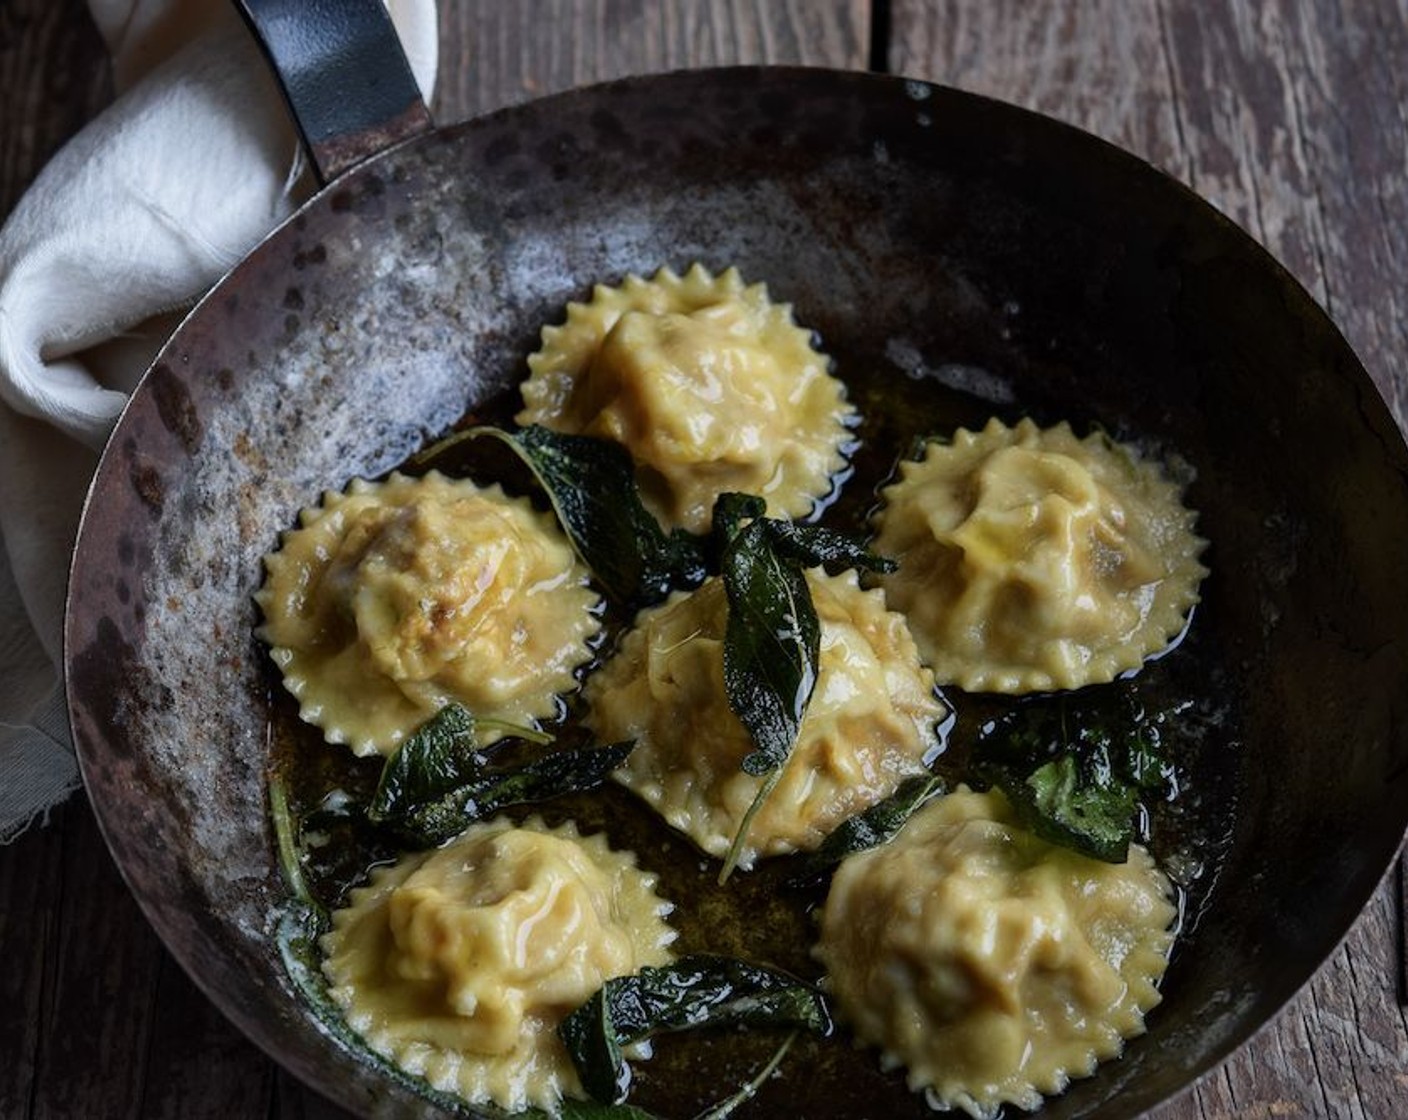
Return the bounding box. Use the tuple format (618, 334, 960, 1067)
(873, 418, 1207, 693)
(321, 818, 675, 1114)
(256, 472, 599, 756)
(583, 569, 946, 870)
(516, 263, 853, 533)
(815, 787, 1176, 1117)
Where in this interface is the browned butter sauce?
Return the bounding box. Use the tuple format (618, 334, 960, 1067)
(268, 336, 1238, 1119)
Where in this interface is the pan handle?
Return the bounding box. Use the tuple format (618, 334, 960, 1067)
(232, 0, 434, 184)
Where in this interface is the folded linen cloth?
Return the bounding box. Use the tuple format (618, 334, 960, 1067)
(0, 0, 438, 842)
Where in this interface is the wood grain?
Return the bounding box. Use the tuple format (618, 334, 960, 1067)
(0, 803, 64, 1119)
(2, 0, 1406, 1117)
(0, 5, 153, 1114)
(432, 0, 869, 121)
(0, 1, 110, 215)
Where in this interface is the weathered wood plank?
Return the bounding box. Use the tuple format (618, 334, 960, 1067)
(0, 5, 155, 1117)
(0, 0, 111, 215)
(0, 806, 66, 1119)
(138, 954, 276, 1120)
(890, 0, 1193, 177)
(28, 803, 162, 1120)
(432, 0, 869, 122)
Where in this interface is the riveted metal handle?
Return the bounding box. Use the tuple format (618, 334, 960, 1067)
(233, 0, 435, 184)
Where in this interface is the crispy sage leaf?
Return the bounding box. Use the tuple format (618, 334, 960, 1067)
(976, 687, 1178, 863)
(369, 703, 490, 820)
(716, 510, 817, 881)
(269, 770, 321, 915)
(765, 520, 898, 576)
(458, 424, 707, 607)
(720, 519, 818, 778)
(368, 704, 633, 849)
(790, 773, 946, 883)
(1004, 754, 1138, 863)
(387, 740, 636, 848)
(370, 703, 551, 821)
(711, 492, 897, 880)
(713, 494, 806, 777)
(559, 955, 832, 1105)
(712, 493, 896, 778)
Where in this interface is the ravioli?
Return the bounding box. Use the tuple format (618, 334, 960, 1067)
(321, 817, 675, 1113)
(256, 472, 600, 756)
(583, 569, 946, 870)
(872, 418, 1207, 693)
(516, 263, 853, 533)
(814, 787, 1176, 1117)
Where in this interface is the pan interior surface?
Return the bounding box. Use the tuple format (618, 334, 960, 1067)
(65, 68, 1408, 1119)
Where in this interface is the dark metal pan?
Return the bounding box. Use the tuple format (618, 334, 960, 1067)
(63, 1, 1408, 1117)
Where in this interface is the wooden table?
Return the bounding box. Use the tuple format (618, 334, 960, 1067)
(3, 2, 1405, 1117)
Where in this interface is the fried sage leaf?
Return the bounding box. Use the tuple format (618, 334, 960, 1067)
(717, 497, 820, 780)
(1006, 754, 1139, 863)
(370, 703, 493, 820)
(712, 493, 897, 879)
(790, 773, 946, 883)
(714, 495, 819, 882)
(712, 493, 896, 780)
(368, 704, 633, 849)
(976, 687, 1178, 863)
(269, 770, 321, 914)
(448, 424, 708, 607)
(765, 520, 898, 577)
(559, 955, 832, 1105)
(387, 743, 636, 849)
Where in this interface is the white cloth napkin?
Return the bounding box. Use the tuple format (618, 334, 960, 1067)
(0, 0, 438, 842)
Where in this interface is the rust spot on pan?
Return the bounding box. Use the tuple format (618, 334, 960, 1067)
(147, 362, 204, 452)
(131, 461, 165, 514)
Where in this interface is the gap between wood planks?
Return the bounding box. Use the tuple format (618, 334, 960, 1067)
(867, 0, 891, 72)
